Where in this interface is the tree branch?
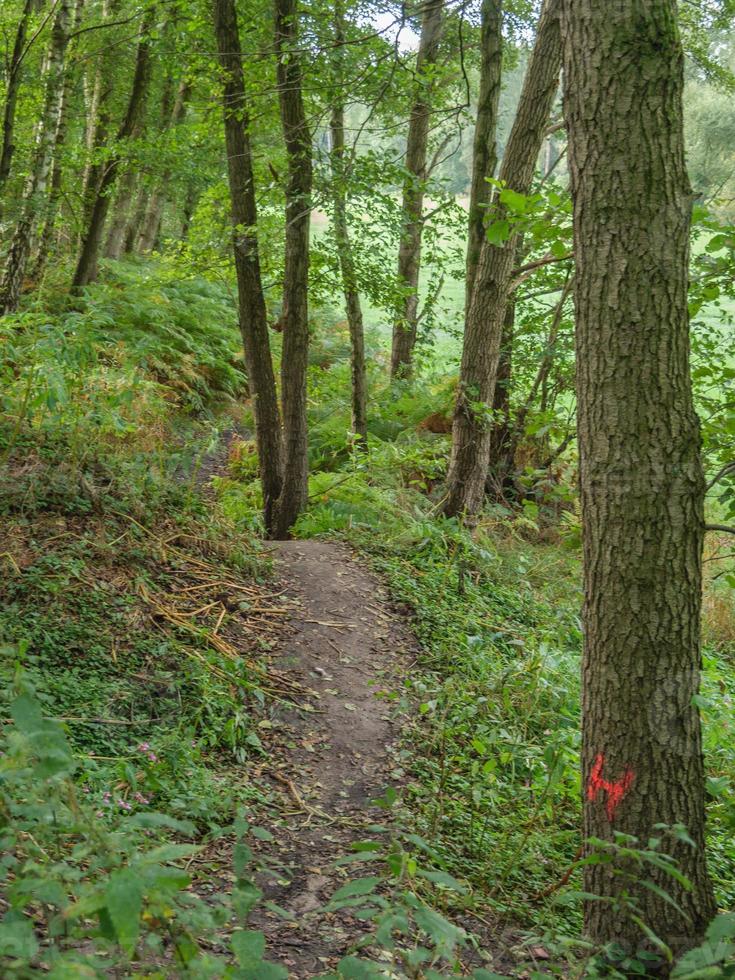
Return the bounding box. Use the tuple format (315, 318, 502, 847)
(706, 460, 735, 491)
(704, 524, 735, 535)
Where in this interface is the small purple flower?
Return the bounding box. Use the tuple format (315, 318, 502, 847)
(147, 752, 158, 763)
(95, 809, 104, 817)
(117, 799, 133, 811)
(138, 742, 150, 753)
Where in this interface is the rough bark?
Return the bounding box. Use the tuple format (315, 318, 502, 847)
(330, 0, 367, 448)
(104, 169, 137, 259)
(213, 0, 283, 534)
(562, 0, 716, 954)
(485, 300, 515, 498)
(390, 0, 444, 379)
(0, 0, 37, 213)
(71, 5, 154, 290)
(272, 0, 312, 538)
(79, 0, 121, 234)
(0, 0, 72, 314)
(465, 0, 503, 305)
(443, 0, 561, 517)
(123, 182, 149, 253)
(137, 79, 190, 252)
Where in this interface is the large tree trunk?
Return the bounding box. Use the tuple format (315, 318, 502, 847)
(562, 0, 716, 955)
(179, 182, 197, 239)
(465, 0, 503, 305)
(0, 0, 72, 314)
(71, 5, 154, 291)
(137, 80, 190, 252)
(0, 0, 37, 216)
(104, 169, 138, 259)
(330, 0, 367, 448)
(212, 0, 283, 534)
(272, 0, 312, 538)
(79, 0, 121, 235)
(123, 182, 149, 253)
(443, 0, 561, 517)
(485, 300, 515, 498)
(33, 0, 85, 281)
(389, 0, 444, 379)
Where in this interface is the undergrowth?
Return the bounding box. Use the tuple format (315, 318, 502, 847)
(1, 258, 733, 975)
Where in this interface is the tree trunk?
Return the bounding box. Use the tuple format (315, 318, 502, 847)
(104, 170, 138, 259)
(562, 0, 716, 955)
(0, 0, 72, 314)
(179, 182, 197, 239)
(212, 0, 283, 534)
(0, 0, 37, 215)
(485, 300, 515, 499)
(390, 0, 444, 379)
(443, 0, 561, 517)
(137, 79, 190, 252)
(123, 182, 149, 253)
(465, 0, 503, 306)
(71, 5, 154, 290)
(79, 0, 121, 235)
(272, 0, 312, 538)
(330, 0, 367, 448)
(33, 0, 85, 281)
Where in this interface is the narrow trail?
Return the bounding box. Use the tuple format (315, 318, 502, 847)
(248, 539, 417, 977)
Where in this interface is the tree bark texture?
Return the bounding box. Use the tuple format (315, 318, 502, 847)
(104, 169, 138, 259)
(389, 0, 444, 379)
(443, 0, 561, 517)
(71, 4, 153, 290)
(79, 0, 121, 236)
(465, 0, 502, 306)
(213, 0, 283, 534)
(562, 0, 716, 953)
(0, 0, 72, 314)
(137, 79, 190, 252)
(33, 0, 86, 281)
(272, 0, 312, 538)
(330, 0, 368, 447)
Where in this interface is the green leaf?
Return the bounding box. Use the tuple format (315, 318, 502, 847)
(251, 826, 274, 842)
(233, 842, 253, 876)
(232, 931, 288, 979)
(232, 930, 265, 966)
(485, 220, 510, 246)
(105, 868, 144, 957)
(417, 869, 468, 893)
(232, 881, 262, 919)
(0, 912, 39, 959)
(499, 188, 528, 213)
(330, 877, 380, 902)
(336, 956, 385, 978)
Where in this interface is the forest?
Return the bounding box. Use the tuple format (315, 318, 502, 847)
(0, 0, 734, 975)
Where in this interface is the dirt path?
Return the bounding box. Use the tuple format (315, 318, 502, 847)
(248, 539, 417, 977)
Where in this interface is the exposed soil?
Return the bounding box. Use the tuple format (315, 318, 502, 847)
(246, 539, 417, 976)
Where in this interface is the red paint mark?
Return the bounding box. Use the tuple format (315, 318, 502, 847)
(587, 754, 635, 821)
